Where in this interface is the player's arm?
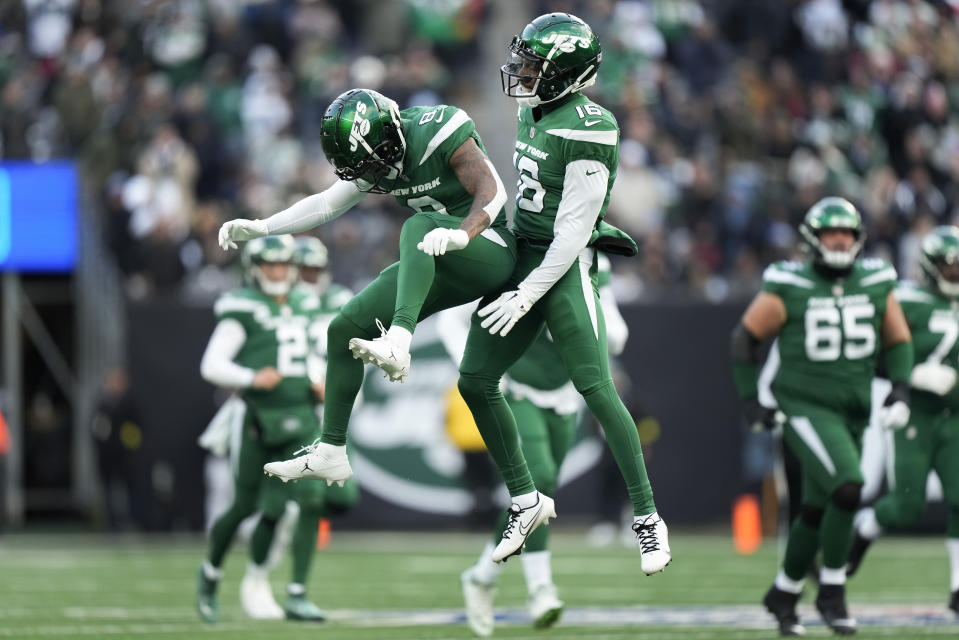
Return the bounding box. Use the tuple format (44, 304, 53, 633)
(218, 180, 367, 250)
(730, 292, 786, 430)
(417, 137, 507, 256)
(879, 290, 914, 428)
(200, 318, 281, 390)
(480, 160, 608, 336)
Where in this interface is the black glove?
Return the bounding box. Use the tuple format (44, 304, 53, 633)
(743, 398, 780, 431)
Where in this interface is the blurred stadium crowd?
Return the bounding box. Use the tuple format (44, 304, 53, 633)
(1, 0, 958, 301)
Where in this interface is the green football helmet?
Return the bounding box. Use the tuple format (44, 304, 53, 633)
(319, 88, 406, 193)
(920, 226, 959, 298)
(799, 197, 865, 271)
(292, 236, 331, 295)
(242, 235, 296, 296)
(501, 13, 602, 107)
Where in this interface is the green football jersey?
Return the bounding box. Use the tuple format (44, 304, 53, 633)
(763, 258, 898, 408)
(389, 105, 507, 229)
(512, 92, 618, 242)
(295, 282, 354, 358)
(895, 282, 959, 412)
(213, 287, 319, 444)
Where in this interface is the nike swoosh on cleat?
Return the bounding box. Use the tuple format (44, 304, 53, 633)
(517, 503, 544, 536)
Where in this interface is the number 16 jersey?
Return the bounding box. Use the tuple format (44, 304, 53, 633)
(762, 258, 897, 410)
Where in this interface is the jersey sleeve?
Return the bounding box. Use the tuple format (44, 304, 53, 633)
(894, 282, 933, 325)
(414, 105, 479, 167)
(761, 261, 814, 298)
(213, 292, 261, 332)
(547, 107, 619, 170)
(858, 258, 898, 298)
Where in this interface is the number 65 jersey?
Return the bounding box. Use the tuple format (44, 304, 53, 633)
(763, 258, 898, 411)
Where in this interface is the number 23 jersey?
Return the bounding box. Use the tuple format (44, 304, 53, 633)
(763, 258, 897, 408)
(213, 287, 318, 444)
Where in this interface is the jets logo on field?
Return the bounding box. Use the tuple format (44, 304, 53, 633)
(346, 317, 602, 518)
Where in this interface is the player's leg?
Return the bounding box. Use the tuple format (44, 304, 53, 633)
(520, 403, 573, 629)
(778, 401, 862, 635)
(198, 410, 264, 623)
(459, 310, 555, 561)
(266, 235, 516, 483)
(263, 273, 402, 482)
(538, 251, 667, 573)
(848, 410, 935, 577)
(932, 415, 959, 612)
(238, 466, 288, 620)
(351, 214, 516, 381)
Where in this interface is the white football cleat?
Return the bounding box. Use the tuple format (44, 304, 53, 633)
(633, 511, 671, 575)
(349, 319, 411, 383)
(240, 569, 284, 620)
(491, 492, 556, 563)
(263, 439, 352, 487)
(461, 568, 496, 637)
(527, 583, 564, 629)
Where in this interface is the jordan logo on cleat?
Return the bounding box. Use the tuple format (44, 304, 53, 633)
(302, 461, 312, 472)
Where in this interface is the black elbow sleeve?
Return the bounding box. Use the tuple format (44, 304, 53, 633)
(730, 322, 762, 364)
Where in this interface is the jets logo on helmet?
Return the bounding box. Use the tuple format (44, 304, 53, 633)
(320, 88, 407, 194)
(920, 226, 959, 298)
(799, 197, 865, 272)
(242, 235, 297, 297)
(501, 13, 602, 107)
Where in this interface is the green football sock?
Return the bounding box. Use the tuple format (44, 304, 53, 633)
(458, 373, 535, 496)
(782, 517, 820, 582)
(582, 381, 654, 515)
(207, 488, 258, 568)
(820, 504, 855, 570)
(250, 514, 278, 566)
(291, 511, 322, 585)
(321, 314, 369, 447)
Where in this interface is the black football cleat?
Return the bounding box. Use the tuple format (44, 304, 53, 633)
(815, 584, 857, 635)
(762, 585, 805, 636)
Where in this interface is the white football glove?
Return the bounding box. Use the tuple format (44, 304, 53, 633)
(910, 362, 958, 396)
(417, 228, 469, 256)
(478, 289, 534, 337)
(218, 218, 269, 250)
(879, 382, 911, 430)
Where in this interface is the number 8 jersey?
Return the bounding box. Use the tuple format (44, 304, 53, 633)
(763, 257, 898, 408)
(388, 105, 509, 230)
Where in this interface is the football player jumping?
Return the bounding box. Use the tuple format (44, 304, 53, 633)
(732, 198, 913, 636)
(218, 91, 517, 490)
(846, 225, 959, 616)
(453, 12, 671, 572)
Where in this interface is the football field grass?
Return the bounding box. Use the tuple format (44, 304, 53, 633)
(0, 530, 956, 639)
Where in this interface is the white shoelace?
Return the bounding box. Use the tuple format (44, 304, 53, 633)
(293, 437, 322, 456)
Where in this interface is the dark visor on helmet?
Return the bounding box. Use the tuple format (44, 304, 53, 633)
(501, 36, 545, 97)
